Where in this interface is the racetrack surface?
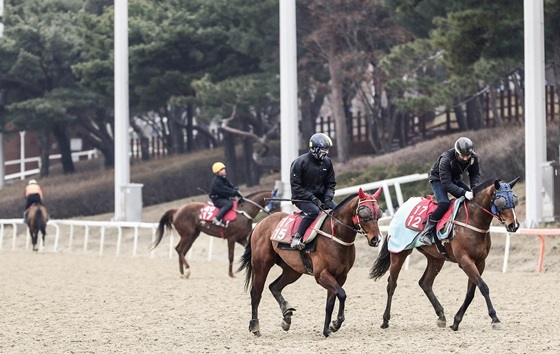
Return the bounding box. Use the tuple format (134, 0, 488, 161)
(1, 241, 559, 354)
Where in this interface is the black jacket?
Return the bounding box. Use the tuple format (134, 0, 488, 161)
(209, 175, 239, 202)
(290, 152, 336, 202)
(429, 148, 481, 198)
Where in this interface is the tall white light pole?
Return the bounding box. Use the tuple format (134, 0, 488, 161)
(0, 0, 5, 188)
(524, 0, 545, 227)
(114, 0, 130, 221)
(279, 0, 299, 209)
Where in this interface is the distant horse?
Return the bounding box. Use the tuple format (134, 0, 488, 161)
(153, 190, 280, 278)
(238, 188, 383, 337)
(26, 204, 49, 252)
(370, 178, 520, 331)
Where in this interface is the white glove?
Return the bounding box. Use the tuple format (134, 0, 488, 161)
(464, 191, 474, 200)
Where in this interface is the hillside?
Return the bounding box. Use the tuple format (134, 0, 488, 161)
(1, 125, 559, 223)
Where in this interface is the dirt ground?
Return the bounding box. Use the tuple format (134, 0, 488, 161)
(1, 231, 560, 354)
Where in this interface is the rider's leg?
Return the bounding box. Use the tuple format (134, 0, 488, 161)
(419, 181, 450, 244)
(213, 199, 233, 226)
(291, 202, 320, 250)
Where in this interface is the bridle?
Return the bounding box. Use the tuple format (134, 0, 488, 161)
(454, 182, 518, 232)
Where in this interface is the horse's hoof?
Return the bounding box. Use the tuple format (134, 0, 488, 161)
(492, 322, 503, 330)
(281, 318, 291, 331)
(252, 331, 261, 337)
(323, 329, 331, 338)
(180, 272, 190, 279)
(436, 318, 447, 328)
(380, 323, 389, 329)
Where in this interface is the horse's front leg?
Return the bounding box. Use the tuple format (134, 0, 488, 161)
(317, 271, 344, 337)
(452, 260, 500, 331)
(329, 274, 348, 333)
(227, 238, 236, 278)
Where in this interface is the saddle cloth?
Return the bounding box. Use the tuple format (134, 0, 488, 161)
(198, 200, 239, 222)
(387, 196, 464, 253)
(270, 212, 329, 246)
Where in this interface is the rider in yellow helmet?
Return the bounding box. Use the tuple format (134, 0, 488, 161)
(24, 179, 44, 222)
(209, 162, 243, 227)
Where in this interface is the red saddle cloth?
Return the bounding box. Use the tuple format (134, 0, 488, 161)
(199, 200, 239, 222)
(270, 212, 325, 244)
(405, 196, 458, 232)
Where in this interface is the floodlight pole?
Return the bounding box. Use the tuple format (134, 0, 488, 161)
(114, 0, 130, 221)
(524, 0, 545, 227)
(279, 0, 299, 211)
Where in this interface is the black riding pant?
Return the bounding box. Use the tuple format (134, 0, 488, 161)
(213, 198, 233, 221)
(294, 201, 321, 236)
(430, 180, 469, 221)
(25, 194, 42, 210)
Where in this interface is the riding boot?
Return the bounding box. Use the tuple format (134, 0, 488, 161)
(212, 217, 225, 227)
(290, 232, 304, 250)
(418, 218, 438, 244)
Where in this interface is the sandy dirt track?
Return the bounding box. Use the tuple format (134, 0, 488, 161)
(1, 241, 560, 354)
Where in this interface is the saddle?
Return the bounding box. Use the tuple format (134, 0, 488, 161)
(271, 212, 329, 251)
(199, 200, 239, 225)
(404, 196, 458, 235)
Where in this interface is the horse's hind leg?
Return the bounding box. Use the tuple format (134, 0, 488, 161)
(381, 250, 411, 329)
(418, 255, 446, 327)
(268, 264, 302, 332)
(175, 231, 200, 279)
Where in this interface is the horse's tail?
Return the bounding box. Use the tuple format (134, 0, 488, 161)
(236, 229, 254, 292)
(36, 207, 46, 234)
(151, 209, 177, 250)
(370, 235, 390, 280)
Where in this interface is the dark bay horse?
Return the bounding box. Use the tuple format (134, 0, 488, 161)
(153, 190, 280, 278)
(370, 178, 520, 331)
(238, 188, 383, 337)
(26, 204, 49, 252)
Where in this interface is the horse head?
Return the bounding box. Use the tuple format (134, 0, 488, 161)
(474, 177, 520, 233)
(490, 177, 520, 232)
(354, 187, 383, 247)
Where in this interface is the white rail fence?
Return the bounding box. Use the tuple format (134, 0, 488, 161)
(4, 149, 99, 181)
(1, 173, 544, 272)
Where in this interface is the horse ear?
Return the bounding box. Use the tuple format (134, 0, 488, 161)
(508, 176, 521, 188)
(358, 188, 366, 200)
(494, 180, 501, 189)
(373, 187, 382, 200)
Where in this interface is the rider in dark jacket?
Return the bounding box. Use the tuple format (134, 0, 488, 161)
(290, 133, 337, 250)
(209, 162, 243, 227)
(418, 137, 481, 244)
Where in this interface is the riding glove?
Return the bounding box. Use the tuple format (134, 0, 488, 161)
(464, 191, 474, 200)
(311, 197, 323, 208)
(324, 199, 337, 210)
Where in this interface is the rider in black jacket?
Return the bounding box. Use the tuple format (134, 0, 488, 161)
(209, 162, 243, 227)
(418, 137, 481, 244)
(290, 133, 337, 250)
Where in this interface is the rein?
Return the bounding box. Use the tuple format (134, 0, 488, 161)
(241, 197, 272, 215)
(314, 196, 379, 246)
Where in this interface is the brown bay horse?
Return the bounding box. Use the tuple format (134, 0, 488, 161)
(152, 190, 280, 278)
(238, 188, 383, 337)
(26, 204, 49, 252)
(370, 177, 520, 331)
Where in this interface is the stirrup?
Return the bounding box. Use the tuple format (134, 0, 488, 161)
(290, 235, 304, 250)
(419, 234, 432, 244)
(212, 218, 225, 227)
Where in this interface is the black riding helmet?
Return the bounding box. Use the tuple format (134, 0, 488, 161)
(454, 137, 474, 159)
(309, 133, 333, 160)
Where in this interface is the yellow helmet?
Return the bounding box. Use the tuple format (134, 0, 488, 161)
(28, 179, 38, 185)
(212, 162, 226, 174)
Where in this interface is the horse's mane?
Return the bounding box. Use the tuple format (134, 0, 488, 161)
(472, 178, 498, 194)
(332, 193, 358, 212)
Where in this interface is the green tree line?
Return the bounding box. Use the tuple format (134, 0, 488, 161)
(1, 0, 559, 184)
